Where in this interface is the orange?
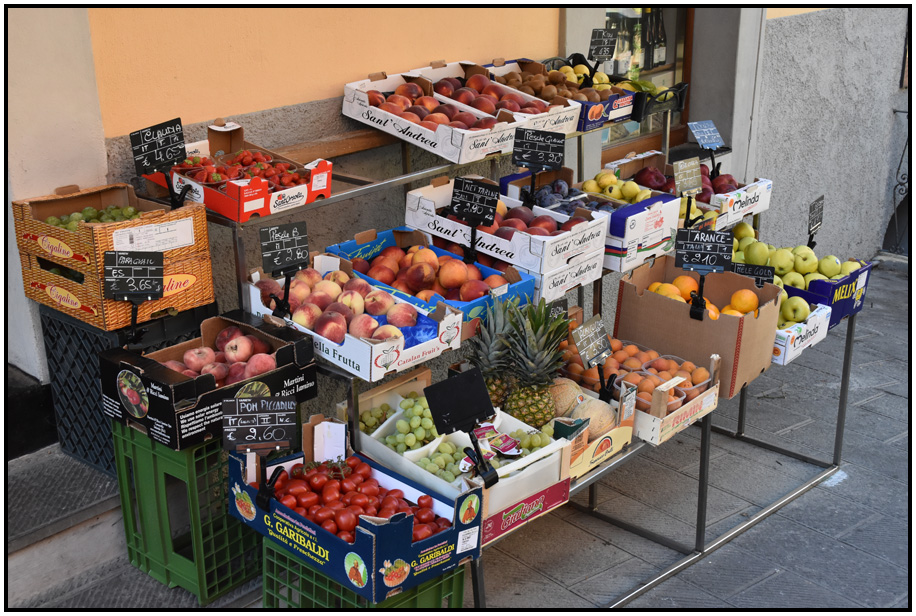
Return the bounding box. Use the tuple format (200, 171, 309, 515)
(623, 344, 640, 357)
(656, 283, 681, 297)
(672, 275, 699, 301)
(647, 281, 663, 293)
(721, 308, 743, 317)
(663, 292, 687, 303)
(730, 289, 759, 314)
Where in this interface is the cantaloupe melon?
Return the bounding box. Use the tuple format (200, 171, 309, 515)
(570, 398, 617, 441)
(549, 378, 583, 418)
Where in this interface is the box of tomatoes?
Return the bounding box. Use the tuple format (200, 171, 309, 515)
(227, 414, 483, 603)
(143, 121, 333, 223)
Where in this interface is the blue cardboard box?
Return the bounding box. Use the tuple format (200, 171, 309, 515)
(784, 260, 872, 329)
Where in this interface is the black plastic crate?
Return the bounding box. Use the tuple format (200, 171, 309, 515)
(38, 302, 219, 476)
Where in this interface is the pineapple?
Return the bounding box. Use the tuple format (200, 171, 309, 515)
(502, 299, 571, 428)
(466, 295, 519, 408)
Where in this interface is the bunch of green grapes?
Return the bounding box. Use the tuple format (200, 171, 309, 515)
(44, 205, 141, 232)
(414, 441, 465, 483)
(383, 393, 438, 454)
(508, 424, 554, 458)
(358, 402, 396, 435)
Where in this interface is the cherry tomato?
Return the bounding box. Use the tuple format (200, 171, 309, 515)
(345, 455, 362, 470)
(274, 469, 289, 490)
(314, 507, 334, 523)
(338, 531, 355, 544)
(335, 508, 357, 532)
(321, 519, 338, 535)
(417, 495, 433, 509)
(412, 524, 433, 542)
(415, 507, 436, 524)
(286, 479, 309, 495)
(308, 504, 322, 517)
(350, 493, 369, 508)
(294, 506, 307, 516)
(321, 486, 340, 505)
(358, 483, 379, 497)
(340, 478, 357, 493)
(290, 463, 305, 479)
(355, 463, 373, 480)
(350, 473, 365, 485)
(308, 473, 329, 491)
(364, 506, 378, 517)
(279, 494, 297, 509)
(348, 505, 365, 516)
(377, 508, 396, 519)
(297, 492, 320, 509)
(387, 489, 404, 500)
(328, 501, 346, 511)
(381, 496, 399, 510)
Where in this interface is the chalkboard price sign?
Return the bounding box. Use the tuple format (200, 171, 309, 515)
(512, 128, 565, 170)
(808, 195, 824, 236)
(103, 251, 164, 300)
(548, 297, 568, 321)
(674, 228, 733, 273)
(588, 28, 617, 61)
(571, 314, 613, 369)
(673, 157, 702, 195)
(130, 118, 187, 176)
(687, 121, 725, 150)
(221, 397, 297, 451)
(731, 263, 775, 288)
(424, 367, 495, 435)
(259, 222, 309, 275)
(449, 177, 500, 226)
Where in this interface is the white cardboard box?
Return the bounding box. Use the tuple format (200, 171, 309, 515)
(405, 178, 606, 274)
(248, 255, 462, 382)
(588, 195, 679, 273)
(520, 249, 605, 302)
(772, 303, 831, 365)
(698, 178, 773, 230)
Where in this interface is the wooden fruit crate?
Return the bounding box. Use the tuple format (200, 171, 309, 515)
(12, 184, 209, 278)
(22, 252, 215, 331)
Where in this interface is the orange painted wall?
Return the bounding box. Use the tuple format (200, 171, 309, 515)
(766, 8, 830, 19)
(87, 8, 560, 138)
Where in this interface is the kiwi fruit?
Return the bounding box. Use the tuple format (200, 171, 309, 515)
(495, 75, 507, 84)
(598, 89, 612, 101)
(583, 88, 600, 103)
(573, 93, 589, 102)
(541, 85, 558, 100)
(519, 85, 535, 96)
(548, 71, 566, 85)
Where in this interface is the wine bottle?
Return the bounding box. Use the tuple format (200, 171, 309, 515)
(642, 8, 654, 71)
(654, 7, 668, 67)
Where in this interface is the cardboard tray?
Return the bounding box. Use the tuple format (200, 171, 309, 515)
(783, 260, 872, 330)
(696, 178, 774, 231)
(98, 311, 317, 450)
(614, 255, 782, 399)
(772, 304, 831, 365)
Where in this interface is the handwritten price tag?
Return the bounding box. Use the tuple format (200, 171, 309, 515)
(571, 314, 613, 369)
(103, 251, 164, 301)
(449, 178, 499, 226)
(259, 222, 309, 275)
(130, 118, 186, 176)
(589, 29, 617, 61)
(221, 397, 297, 451)
(512, 128, 565, 170)
(674, 228, 733, 274)
(688, 120, 725, 150)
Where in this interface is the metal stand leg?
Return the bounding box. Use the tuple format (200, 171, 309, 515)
(592, 276, 603, 320)
(695, 414, 711, 552)
(470, 559, 486, 608)
(833, 313, 856, 465)
(736, 385, 748, 436)
(577, 285, 585, 311)
(231, 222, 249, 312)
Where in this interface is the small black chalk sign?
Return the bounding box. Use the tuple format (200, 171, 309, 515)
(674, 228, 733, 274)
(259, 222, 309, 275)
(548, 297, 568, 321)
(130, 118, 187, 176)
(425, 367, 495, 435)
(588, 29, 617, 61)
(808, 195, 824, 236)
(673, 157, 702, 195)
(732, 263, 775, 288)
(221, 397, 297, 451)
(688, 120, 725, 150)
(449, 178, 500, 226)
(103, 251, 164, 301)
(512, 128, 565, 170)
(571, 314, 613, 369)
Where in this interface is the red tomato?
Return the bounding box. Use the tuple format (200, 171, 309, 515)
(398, 503, 412, 514)
(314, 507, 334, 523)
(417, 494, 433, 509)
(357, 483, 379, 497)
(415, 508, 436, 524)
(364, 506, 378, 517)
(346, 455, 362, 470)
(348, 505, 365, 516)
(338, 531, 355, 544)
(377, 508, 396, 519)
(350, 473, 365, 485)
(355, 463, 373, 480)
(297, 492, 320, 509)
(436, 517, 452, 529)
(340, 478, 357, 493)
(308, 473, 329, 491)
(274, 470, 289, 490)
(279, 494, 297, 509)
(328, 501, 346, 511)
(286, 479, 309, 495)
(350, 493, 369, 508)
(290, 463, 304, 479)
(321, 486, 340, 505)
(308, 504, 322, 517)
(335, 508, 357, 532)
(412, 524, 433, 542)
(325, 479, 341, 492)
(321, 519, 338, 535)
(387, 489, 404, 500)
(367, 495, 380, 508)
(381, 496, 399, 510)
(294, 506, 307, 516)
(305, 467, 318, 478)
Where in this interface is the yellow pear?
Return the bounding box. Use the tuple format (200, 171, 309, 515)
(596, 173, 617, 189)
(620, 181, 640, 201)
(582, 179, 601, 193)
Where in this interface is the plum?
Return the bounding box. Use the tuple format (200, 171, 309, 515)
(552, 179, 569, 198)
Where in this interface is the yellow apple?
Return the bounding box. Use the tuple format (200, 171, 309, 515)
(818, 255, 842, 277)
(733, 221, 755, 241)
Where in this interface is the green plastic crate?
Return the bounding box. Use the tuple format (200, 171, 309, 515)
(262, 537, 466, 609)
(111, 420, 261, 605)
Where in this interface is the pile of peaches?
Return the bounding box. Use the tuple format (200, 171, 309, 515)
(158, 325, 278, 387)
(433, 73, 551, 117)
(559, 323, 712, 415)
(366, 81, 501, 132)
(254, 269, 418, 345)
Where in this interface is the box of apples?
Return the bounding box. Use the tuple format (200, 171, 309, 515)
(343, 69, 527, 164)
(248, 254, 463, 383)
(98, 311, 318, 451)
(227, 414, 483, 603)
(323, 227, 537, 339)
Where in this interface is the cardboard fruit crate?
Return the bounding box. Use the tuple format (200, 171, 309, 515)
(556, 387, 636, 480)
(772, 304, 831, 365)
(614, 255, 782, 399)
(783, 260, 872, 330)
(144, 122, 333, 223)
(696, 178, 774, 231)
(99, 311, 318, 450)
(22, 250, 215, 332)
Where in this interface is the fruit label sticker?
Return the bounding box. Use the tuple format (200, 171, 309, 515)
(103, 251, 164, 300)
(473, 423, 499, 440)
(130, 117, 186, 175)
(620, 383, 636, 422)
(674, 228, 733, 274)
(259, 222, 309, 275)
(312, 171, 328, 191)
(589, 28, 617, 61)
(457, 527, 480, 555)
(512, 128, 565, 170)
(572, 314, 613, 369)
(687, 120, 724, 150)
(808, 195, 824, 236)
(221, 397, 297, 451)
(673, 157, 702, 195)
(111, 218, 195, 252)
(731, 263, 774, 287)
(449, 177, 499, 226)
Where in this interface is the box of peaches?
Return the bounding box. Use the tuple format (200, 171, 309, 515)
(247, 254, 463, 383)
(98, 310, 318, 451)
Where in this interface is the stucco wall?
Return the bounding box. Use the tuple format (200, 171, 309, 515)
(753, 8, 909, 258)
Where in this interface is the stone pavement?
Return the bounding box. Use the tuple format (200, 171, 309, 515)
(464, 263, 909, 609)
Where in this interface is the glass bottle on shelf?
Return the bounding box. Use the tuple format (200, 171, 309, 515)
(654, 7, 668, 67)
(642, 8, 654, 72)
(628, 8, 643, 80)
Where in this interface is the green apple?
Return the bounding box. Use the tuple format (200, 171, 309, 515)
(771, 249, 796, 276)
(738, 236, 757, 253)
(777, 318, 797, 330)
(840, 261, 861, 276)
(772, 274, 784, 288)
(792, 245, 815, 256)
(794, 250, 819, 274)
(782, 272, 805, 289)
(745, 241, 771, 266)
(830, 274, 845, 280)
(733, 221, 755, 241)
(781, 296, 811, 322)
(779, 289, 789, 304)
(733, 238, 739, 251)
(732, 251, 746, 263)
(804, 272, 829, 289)
(768, 246, 777, 262)
(817, 255, 842, 277)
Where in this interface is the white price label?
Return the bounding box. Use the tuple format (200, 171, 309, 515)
(456, 527, 479, 554)
(111, 218, 194, 252)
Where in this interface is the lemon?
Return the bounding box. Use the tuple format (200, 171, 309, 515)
(596, 173, 617, 189)
(573, 64, 591, 75)
(620, 181, 640, 201)
(703, 210, 718, 220)
(559, 65, 575, 75)
(581, 179, 601, 193)
(593, 71, 609, 84)
(617, 82, 638, 92)
(633, 188, 653, 203)
(594, 83, 612, 91)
